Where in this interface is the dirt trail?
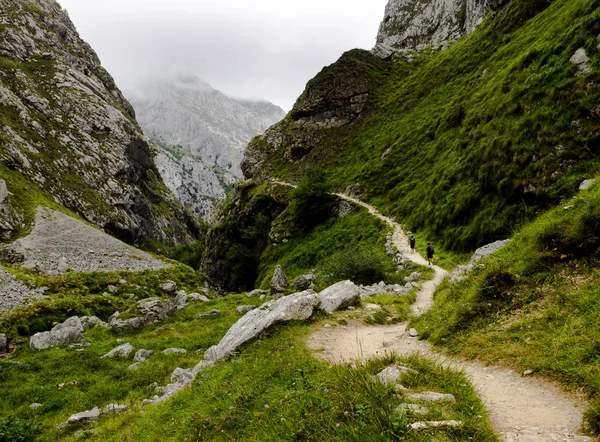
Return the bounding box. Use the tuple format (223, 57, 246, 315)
(273, 182, 592, 441)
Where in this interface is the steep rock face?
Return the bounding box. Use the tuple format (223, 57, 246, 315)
(129, 76, 285, 219)
(242, 50, 389, 179)
(375, 0, 510, 56)
(0, 0, 197, 245)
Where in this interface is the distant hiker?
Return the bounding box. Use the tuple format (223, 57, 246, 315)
(426, 242, 434, 265)
(409, 236, 416, 254)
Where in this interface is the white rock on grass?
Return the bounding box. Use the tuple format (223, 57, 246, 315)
(396, 403, 429, 417)
(580, 179, 596, 191)
(406, 392, 456, 403)
(373, 365, 418, 385)
(60, 407, 101, 429)
(408, 420, 463, 430)
(105, 404, 128, 414)
(318, 280, 360, 313)
(570, 47, 593, 76)
(198, 309, 221, 319)
(246, 289, 266, 298)
(408, 328, 419, 337)
(236, 305, 255, 315)
(270, 265, 289, 295)
(101, 343, 135, 359)
(30, 317, 84, 351)
(174, 291, 188, 310)
(163, 348, 187, 355)
(29, 403, 43, 409)
(188, 292, 210, 302)
(205, 290, 320, 362)
(450, 239, 510, 283)
(161, 281, 177, 294)
(134, 349, 154, 363)
(80, 316, 108, 330)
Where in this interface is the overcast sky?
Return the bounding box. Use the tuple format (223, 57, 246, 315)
(57, 0, 389, 111)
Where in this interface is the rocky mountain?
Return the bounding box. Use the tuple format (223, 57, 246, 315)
(128, 76, 285, 219)
(0, 0, 198, 245)
(240, 0, 599, 253)
(373, 0, 511, 57)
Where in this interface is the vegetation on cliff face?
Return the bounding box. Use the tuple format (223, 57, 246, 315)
(246, 0, 600, 252)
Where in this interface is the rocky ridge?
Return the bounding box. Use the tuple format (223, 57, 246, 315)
(129, 75, 285, 219)
(373, 0, 511, 58)
(0, 0, 197, 245)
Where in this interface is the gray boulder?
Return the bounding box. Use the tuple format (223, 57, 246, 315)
(29, 403, 43, 409)
(198, 309, 221, 319)
(161, 280, 177, 294)
(246, 289, 267, 298)
(408, 420, 463, 430)
(373, 365, 417, 385)
(205, 290, 320, 362)
(293, 270, 317, 291)
(318, 280, 361, 313)
(80, 316, 108, 330)
(134, 349, 155, 363)
(0, 333, 6, 352)
(450, 239, 510, 283)
(105, 404, 128, 414)
(30, 318, 84, 351)
(236, 305, 256, 315)
(61, 407, 101, 428)
(359, 282, 409, 299)
(137, 298, 176, 323)
(404, 272, 422, 283)
(163, 348, 187, 355)
(174, 291, 188, 310)
(101, 343, 135, 359)
(580, 179, 596, 191)
(270, 265, 289, 295)
(570, 47, 592, 76)
(188, 292, 210, 302)
(396, 403, 428, 417)
(406, 392, 456, 403)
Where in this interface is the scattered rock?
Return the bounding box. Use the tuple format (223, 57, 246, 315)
(364, 303, 383, 311)
(188, 292, 210, 302)
(30, 317, 84, 351)
(236, 305, 256, 315)
(406, 392, 456, 403)
(161, 281, 177, 294)
(396, 403, 429, 417)
(134, 349, 155, 363)
(318, 280, 361, 313)
(80, 316, 108, 330)
(270, 265, 289, 295)
(359, 282, 409, 299)
(523, 369, 534, 376)
(0, 333, 7, 352)
(579, 179, 596, 191)
(404, 272, 422, 283)
(246, 289, 267, 298)
(105, 404, 128, 414)
(293, 270, 317, 291)
(101, 343, 135, 359)
(118, 280, 127, 285)
(163, 348, 187, 355)
(60, 407, 101, 429)
(68, 342, 91, 350)
(197, 309, 221, 319)
(373, 365, 417, 384)
(58, 381, 78, 389)
(174, 291, 188, 310)
(29, 403, 43, 409)
(408, 328, 419, 338)
(205, 290, 320, 362)
(408, 420, 463, 430)
(450, 239, 510, 283)
(570, 47, 592, 76)
(109, 298, 176, 332)
(107, 285, 118, 293)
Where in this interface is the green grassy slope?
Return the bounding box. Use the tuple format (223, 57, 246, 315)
(411, 180, 600, 432)
(257, 0, 600, 252)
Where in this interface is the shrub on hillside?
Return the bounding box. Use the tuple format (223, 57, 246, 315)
(290, 168, 336, 231)
(323, 245, 389, 286)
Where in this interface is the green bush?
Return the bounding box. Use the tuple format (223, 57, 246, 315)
(289, 168, 336, 231)
(0, 416, 39, 442)
(323, 245, 390, 286)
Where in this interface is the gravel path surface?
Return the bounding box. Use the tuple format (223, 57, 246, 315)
(279, 182, 594, 442)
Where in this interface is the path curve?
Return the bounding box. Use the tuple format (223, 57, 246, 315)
(268, 180, 591, 441)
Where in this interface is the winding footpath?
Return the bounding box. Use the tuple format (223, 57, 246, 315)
(271, 180, 592, 442)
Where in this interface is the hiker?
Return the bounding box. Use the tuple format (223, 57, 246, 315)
(426, 242, 434, 265)
(409, 236, 416, 254)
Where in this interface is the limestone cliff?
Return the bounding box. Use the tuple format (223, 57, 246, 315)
(129, 75, 285, 219)
(374, 0, 510, 57)
(0, 0, 198, 245)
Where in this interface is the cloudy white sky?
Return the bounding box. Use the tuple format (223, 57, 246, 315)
(57, 0, 389, 111)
